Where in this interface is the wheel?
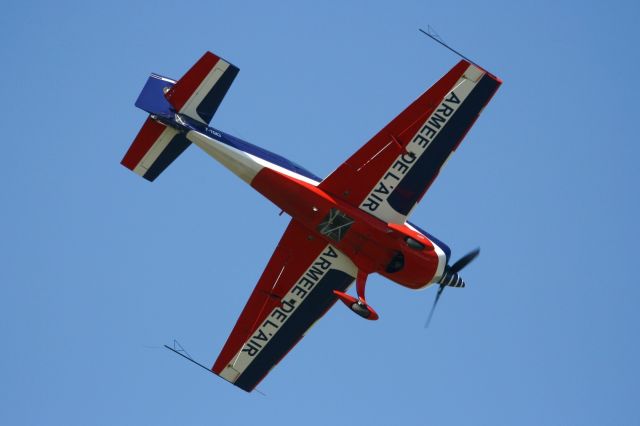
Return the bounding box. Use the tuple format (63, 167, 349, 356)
(350, 302, 371, 319)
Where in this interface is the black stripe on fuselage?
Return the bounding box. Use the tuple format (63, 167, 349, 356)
(387, 75, 500, 215)
(233, 269, 354, 392)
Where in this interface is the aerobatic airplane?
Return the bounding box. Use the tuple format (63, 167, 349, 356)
(121, 50, 501, 392)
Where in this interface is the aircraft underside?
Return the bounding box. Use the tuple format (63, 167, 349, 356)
(120, 50, 500, 391)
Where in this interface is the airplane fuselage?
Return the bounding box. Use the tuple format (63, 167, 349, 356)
(178, 116, 448, 290)
(122, 52, 499, 391)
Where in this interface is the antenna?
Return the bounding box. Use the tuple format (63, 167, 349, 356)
(164, 339, 216, 374)
(419, 26, 480, 68)
(163, 339, 268, 396)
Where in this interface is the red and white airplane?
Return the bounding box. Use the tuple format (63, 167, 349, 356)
(122, 51, 501, 392)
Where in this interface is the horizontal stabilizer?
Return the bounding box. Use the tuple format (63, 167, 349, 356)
(165, 51, 239, 124)
(121, 117, 190, 182)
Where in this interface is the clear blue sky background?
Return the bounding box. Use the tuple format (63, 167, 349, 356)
(2, 1, 639, 425)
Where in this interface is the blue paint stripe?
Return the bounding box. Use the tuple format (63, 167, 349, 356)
(135, 74, 175, 116)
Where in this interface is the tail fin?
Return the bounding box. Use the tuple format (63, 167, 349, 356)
(121, 51, 239, 181)
(134, 73, 176, 116)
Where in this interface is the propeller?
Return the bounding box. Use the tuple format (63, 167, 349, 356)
(424, 248, 480, 328)
(424, 283, 447, 329)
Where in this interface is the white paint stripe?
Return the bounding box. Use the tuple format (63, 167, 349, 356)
(432, 242, 447, 282)
(179, 60, 230, 123)
(356, 141, 394, 172)
(187, 131, 320, 186)
(463, 64, 484, 82)
(246, 152, 320, 186)
(151, 74, 177, 84)
(405, 222, 447, 286)
(132, 125, 179, 176)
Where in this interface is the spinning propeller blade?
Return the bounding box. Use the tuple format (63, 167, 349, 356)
(424, 284, 446, 328)
(424, 248, 480, 328)
(450, 248, 480, 273)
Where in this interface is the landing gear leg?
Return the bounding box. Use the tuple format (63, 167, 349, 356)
(334, 270, 379, 320)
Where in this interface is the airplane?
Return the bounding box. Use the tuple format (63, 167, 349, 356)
(121, 50, 501, 392)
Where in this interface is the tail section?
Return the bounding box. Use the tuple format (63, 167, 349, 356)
(121, 51, 239, 181)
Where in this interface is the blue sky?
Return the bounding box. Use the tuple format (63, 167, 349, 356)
(2, 1, 639, 424)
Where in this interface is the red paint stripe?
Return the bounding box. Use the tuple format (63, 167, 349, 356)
(165, 51, 220, 112)
(121, 117, 166, 170)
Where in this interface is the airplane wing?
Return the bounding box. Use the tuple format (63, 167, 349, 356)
(212, 219, 357, 392)
(319, 60, 502, 224)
